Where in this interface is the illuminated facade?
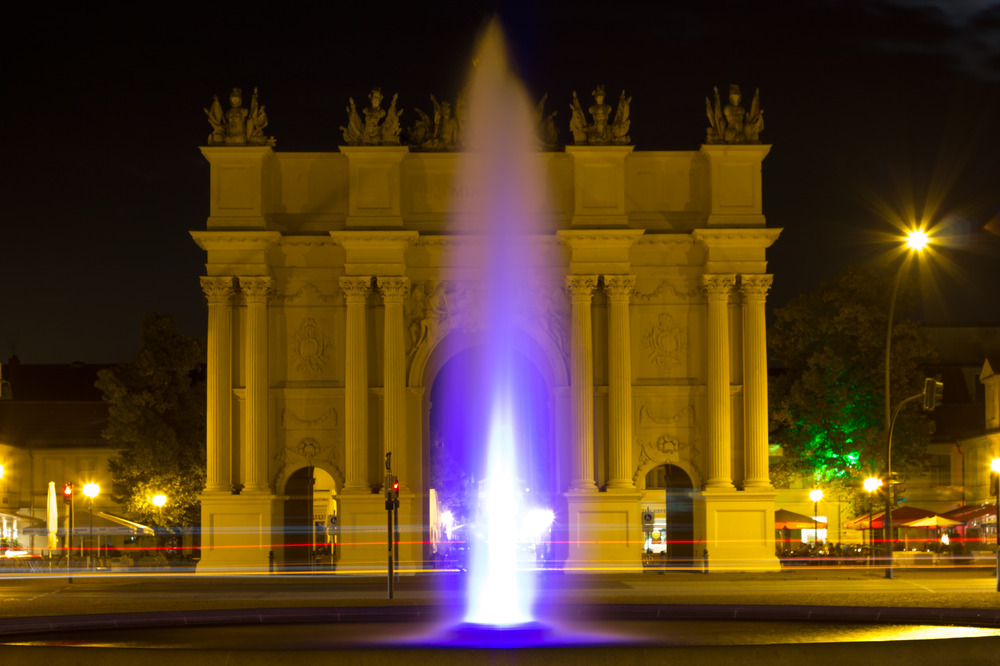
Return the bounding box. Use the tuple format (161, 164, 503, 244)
(192, 140, 782, 572)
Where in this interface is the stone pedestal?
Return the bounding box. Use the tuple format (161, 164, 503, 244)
(566, 145, 633, 227)
(564, 491, 644, 571)
(196, 491, 278, 572)
(200, 146, 274, 229)
(340, 146, 408, 228)
(692, 489, 779, 572)
(699, 144, 770, 227)
(334, 493, 419, 571)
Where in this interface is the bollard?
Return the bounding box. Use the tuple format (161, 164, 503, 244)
(268, 550, 274, 574)
(702, 548, 709, 574)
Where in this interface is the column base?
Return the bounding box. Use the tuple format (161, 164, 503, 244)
(196, 491, 278, 573)
(564, 491, 644, 572)
(336, 493, 421, 572)
(692, 488, 779, 573)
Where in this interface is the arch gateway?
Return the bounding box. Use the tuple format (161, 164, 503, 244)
(192, 107, 781, 572)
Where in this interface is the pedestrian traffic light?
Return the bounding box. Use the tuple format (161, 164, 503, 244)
(62, 483, 73, 505)
(391, 478, 400, 509)
(922, 378, 943, 411)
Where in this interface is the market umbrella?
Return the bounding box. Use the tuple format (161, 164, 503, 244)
(904, 515, 963, 528)
(46, 481, 58, 550)
(775, 508, 826, 530)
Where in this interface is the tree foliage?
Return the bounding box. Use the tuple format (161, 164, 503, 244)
(96, 314, 206, 528)
(768, 264, 936, 499)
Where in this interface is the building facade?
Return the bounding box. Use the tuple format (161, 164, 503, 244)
(192, 138, 782, 572)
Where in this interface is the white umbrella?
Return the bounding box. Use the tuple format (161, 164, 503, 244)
(47, 482, 59, 551)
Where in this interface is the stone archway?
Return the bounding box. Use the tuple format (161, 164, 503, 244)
(644, 464, 695, 565)
(420, 328, 560, 567)
(281, 465, 337, 568)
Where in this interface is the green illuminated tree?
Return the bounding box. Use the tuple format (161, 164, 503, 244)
(96, 314, 206, 529)
(768, 264, 935, 497)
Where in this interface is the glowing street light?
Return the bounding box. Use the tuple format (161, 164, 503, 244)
(809, 488, 824, 548)
(82, 483, 100, 564)
(864, 477, 883, 564)
(883, 226, 931, 580)
(152, 494, 167, 508)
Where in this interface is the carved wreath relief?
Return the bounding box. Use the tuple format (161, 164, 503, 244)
(292, 318, 329, 377)
(642, 312, 686, 371)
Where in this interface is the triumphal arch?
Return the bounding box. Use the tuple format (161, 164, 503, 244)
(192, 84, 781, 572)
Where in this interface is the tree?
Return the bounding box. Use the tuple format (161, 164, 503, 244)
(96, 314, 206, 529)
(768, 264, 936, 499)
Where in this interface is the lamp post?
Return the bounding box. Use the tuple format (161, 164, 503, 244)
(991, 458, 999, 592)
(864, 477, 882, 565)
(152, 494, 167, 551)
(809, 488, 824, 552)
(883, 228, 929, 580)
(82, 483, 99, 568)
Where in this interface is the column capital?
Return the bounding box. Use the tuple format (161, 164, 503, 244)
(239, 276, 274, 303)
(740, 274, 773, 299)
(566, 274, 599, 299)
(340, 275, 373, 303)
(603, 274, 636, 300)
(200, 276, 235, 304)
(702, 274, 737, 299)
(378, 276, 410, 304)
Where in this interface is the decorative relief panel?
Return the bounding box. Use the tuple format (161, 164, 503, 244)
(641, 312, 686, 371)
(633, 403, 701, 486)
(405, 280, 569, 363)
(273, 282, 340, 305)
(291, 318, 330, 377)
(633, 279, 698, 304)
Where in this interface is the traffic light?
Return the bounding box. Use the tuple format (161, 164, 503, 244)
(391, 477, 400, 509)
(922, 378, 944, 411)
(62, 483, 73, 505)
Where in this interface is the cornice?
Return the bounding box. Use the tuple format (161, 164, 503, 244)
(556, 229, 645, 246)
(191, 230, 282, 252)
(691, 228, 782, 249)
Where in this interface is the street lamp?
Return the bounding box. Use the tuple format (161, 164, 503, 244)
(991, 458, 999, 592)
(809, 488, 824, 550)
(152, 494, 167, 549)
(883, 227, 930, 580)
(864, 477, 883, 564)
(82, 483, 99, 566)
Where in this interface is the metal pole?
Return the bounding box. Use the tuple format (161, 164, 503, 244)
(883, 256, 909, 580)
(385, 453, 393, 600)
(89, 499, 94, 570)
(995, 476, 999, 593)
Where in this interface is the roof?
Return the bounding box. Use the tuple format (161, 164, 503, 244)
(0, 401, 108, 447)
(1, 360, 112, 401)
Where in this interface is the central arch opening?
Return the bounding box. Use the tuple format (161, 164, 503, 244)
(427, 344, 555, 571)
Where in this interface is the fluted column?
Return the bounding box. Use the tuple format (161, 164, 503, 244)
(567, 275, 599, 492)
(239, 276, 273, 492)
(605, 274, 637, 491)
(200, 276, 235, 492)
(703, 274, 736, 490)
(379, 277, 409, 490)
(341, 276, 372, 492)
(741, 274, 773, 490)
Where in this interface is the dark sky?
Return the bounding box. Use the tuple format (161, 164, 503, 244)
(3, 1, 999, 364)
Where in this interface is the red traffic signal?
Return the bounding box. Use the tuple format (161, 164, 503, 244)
(63, 483, 73, 504)
(392, 480, 399, 493)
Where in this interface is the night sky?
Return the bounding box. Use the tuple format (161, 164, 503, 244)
(3, 1, 999, 364)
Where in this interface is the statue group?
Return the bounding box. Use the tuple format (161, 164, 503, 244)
(204, 87, 275, 146)
(705, 84, 764, 144)
(204, 81, 767, 149)
(569, 85, 631, 145)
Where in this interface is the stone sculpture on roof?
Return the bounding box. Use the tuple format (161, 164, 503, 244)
(341, 88, 404, 146)
(568, 85, 631, 145)
(705, 84, 764, 144)
(204, 87, 275, 146)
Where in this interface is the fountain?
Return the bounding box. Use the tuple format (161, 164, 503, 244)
(433, 19, 557, 638)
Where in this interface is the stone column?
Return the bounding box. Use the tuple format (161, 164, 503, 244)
(567, 275, 599, 492)
(379, 277, 409, 489)
(239, 276, 273, 492)
(741, 274, 773, 490)
(200, 276, 235, 492)
(605, 274, 636, 490)
(341, 276, 372, 492)
(703, 274, 736, 490)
